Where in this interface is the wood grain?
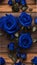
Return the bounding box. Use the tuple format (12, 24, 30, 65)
(0, 53, 37, 63)
(0, 5, 37, 12)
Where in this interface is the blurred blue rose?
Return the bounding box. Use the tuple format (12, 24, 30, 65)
(3, 14, 19, 34)
(8, 0, 13, 6)
(16, 52, 26, 60)
(18, 12, 32, 27)
(8, 42, 15, 51)
(20, 0, 26, 6)
(0, 57, 5, 65)
(18, 33, 32, 49)
(31, 57, 37, 65)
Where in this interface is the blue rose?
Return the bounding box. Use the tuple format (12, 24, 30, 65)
(8, 0, 13, 6)
(21, 53, 26, 60)
(31, 57, 37, 65)
(34, 17, 37, 24)
(16, 53, 26, 60)
(8, 42, 15, 51)
(18, 12, 32, 27)
(0, 57, 5, 65)
(20, 0, 26, 6)
(18, 33, 32, 49)
(3, 14, 19, 34)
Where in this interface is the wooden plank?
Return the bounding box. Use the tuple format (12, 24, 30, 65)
(0, 12, 37, 17)
(0, 43, 37, 53)
(25, 53, 37, 62)
(0, 5, 37, 12)
(0, 45, 37, 53)
(0, 12, 37, 16)
(0, 53, 13, 63)
(0, 31, 37, 53)
(0, 53, 37, 63)
(2, 0, 35, 5)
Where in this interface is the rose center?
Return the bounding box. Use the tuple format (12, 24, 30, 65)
(22, 39, 29, 46)
(7, 21, 13, 27)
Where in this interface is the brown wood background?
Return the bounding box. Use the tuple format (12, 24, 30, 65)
(0, 0, 37, 65)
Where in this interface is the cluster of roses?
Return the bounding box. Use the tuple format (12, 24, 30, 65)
(0, 12, 37, 65)
(0, 12, 32, 49)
